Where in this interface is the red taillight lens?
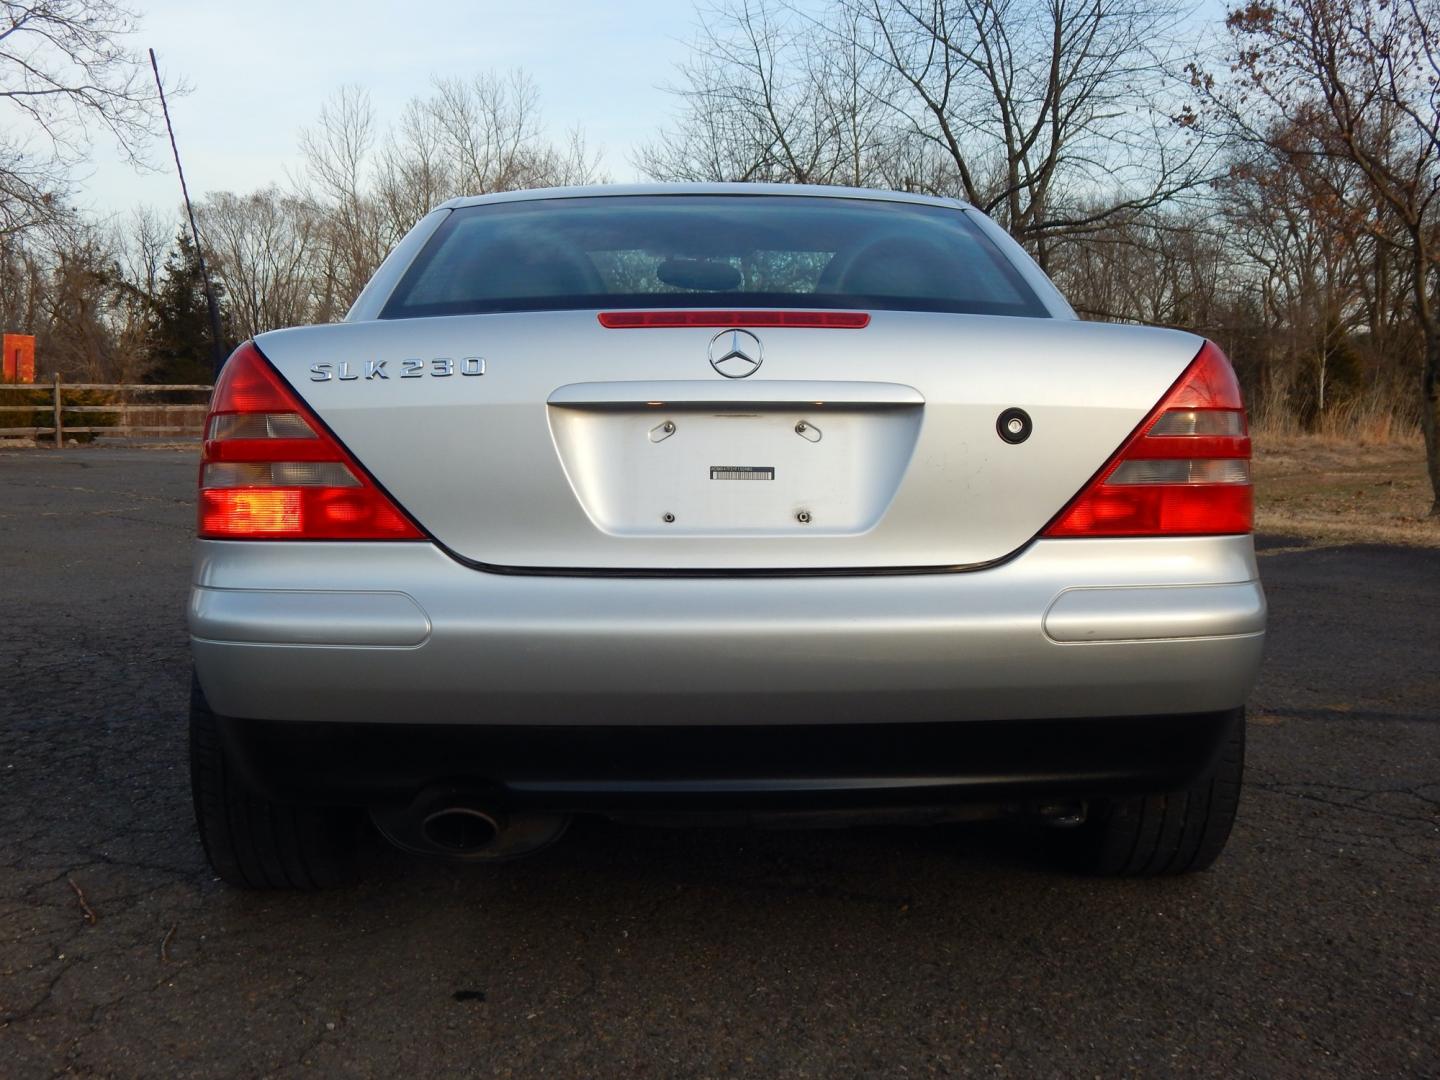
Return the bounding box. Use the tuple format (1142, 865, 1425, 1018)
(198, 342, 423, 540)
(1043, 341, 1252, 538)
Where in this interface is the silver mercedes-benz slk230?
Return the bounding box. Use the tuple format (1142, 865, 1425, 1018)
(187, 184, 1265, 888)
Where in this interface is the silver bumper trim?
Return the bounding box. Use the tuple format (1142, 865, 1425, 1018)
(191, 588, 431, 648)
(1043, 583, 1266, 643)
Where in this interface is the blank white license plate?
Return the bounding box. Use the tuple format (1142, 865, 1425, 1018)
(547, 408, 920, 536)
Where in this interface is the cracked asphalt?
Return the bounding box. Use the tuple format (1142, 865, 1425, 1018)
(1, 447, 1437, 1078)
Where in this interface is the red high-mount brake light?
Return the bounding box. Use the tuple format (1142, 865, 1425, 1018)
(598, 310, 870, 329)
(198, 342, 423, 540)
(1043, 341, 1252, 538)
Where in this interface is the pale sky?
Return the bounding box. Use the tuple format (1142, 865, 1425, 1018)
(74, 0, 698, 225)
(70, 0, 1231, 228)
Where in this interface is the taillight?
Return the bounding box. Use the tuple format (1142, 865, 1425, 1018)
(1043, 341, 1252, 538)
(198, 342, 423, 540)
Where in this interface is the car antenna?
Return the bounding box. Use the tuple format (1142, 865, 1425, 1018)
(149, 48, 226, 378)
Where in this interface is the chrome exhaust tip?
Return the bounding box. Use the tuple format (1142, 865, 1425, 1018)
(421, 806, 501, 853)
(371, 785, 569, 862)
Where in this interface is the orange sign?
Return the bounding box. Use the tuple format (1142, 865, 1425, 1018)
(3, 334, 35, 383)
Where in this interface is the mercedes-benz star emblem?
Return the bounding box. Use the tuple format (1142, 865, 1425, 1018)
(708, 328, 764, 378)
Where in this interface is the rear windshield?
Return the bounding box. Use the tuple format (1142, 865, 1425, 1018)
(379, 194, 1048, 319)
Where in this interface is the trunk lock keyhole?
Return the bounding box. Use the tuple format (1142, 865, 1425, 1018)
(997, 408, 1032, 444)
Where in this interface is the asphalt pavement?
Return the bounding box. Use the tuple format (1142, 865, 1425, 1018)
(1, 447, 1436, 1078)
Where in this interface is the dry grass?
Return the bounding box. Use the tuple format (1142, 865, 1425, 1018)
(1253, 433, 1439, 547)
(1252, 382, 1422, 445)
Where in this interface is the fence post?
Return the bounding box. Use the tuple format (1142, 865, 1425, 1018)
(52, 374, 63, 447)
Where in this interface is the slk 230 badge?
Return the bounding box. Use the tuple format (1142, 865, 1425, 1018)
(310, 357, 485, 381)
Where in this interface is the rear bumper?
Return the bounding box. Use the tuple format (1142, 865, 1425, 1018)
(190, 535, 1265, 728)
(217, 711, 1242, 811)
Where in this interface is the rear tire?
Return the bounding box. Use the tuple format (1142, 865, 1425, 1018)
(1055, 708, 1245, 876)
(189, 673, 359, 889)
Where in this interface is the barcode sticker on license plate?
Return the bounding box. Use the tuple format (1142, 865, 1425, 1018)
(710, 466, 775, 481)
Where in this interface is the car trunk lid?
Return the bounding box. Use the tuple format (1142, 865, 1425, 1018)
(254, 309, 1203, 571)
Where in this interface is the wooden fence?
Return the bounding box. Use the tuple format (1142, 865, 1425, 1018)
(0, 377, 213, 443)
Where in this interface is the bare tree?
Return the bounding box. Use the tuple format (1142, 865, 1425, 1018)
(375, 96, 452, 245)
(637, 1, 899, 185)
(103, 207, 170, 382)
(1197, 0, 1440, 513)
(299, 73, 605, 317)
(430, 72, 547, 192)
(372, 72, 603, 240)
(1218, 124, 1380, 419)
(1051, 210, 1229, 326)
(0, 231, 45, 331)
(25, 221, 132, 379)
(298, 85, 387, 314)
(116, 205, 167, 300)
(197, 188, 325, 339)
(849, 0, 1217, 265)
(640, 0, 1215, 268)
(0, 1, 159, 237)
